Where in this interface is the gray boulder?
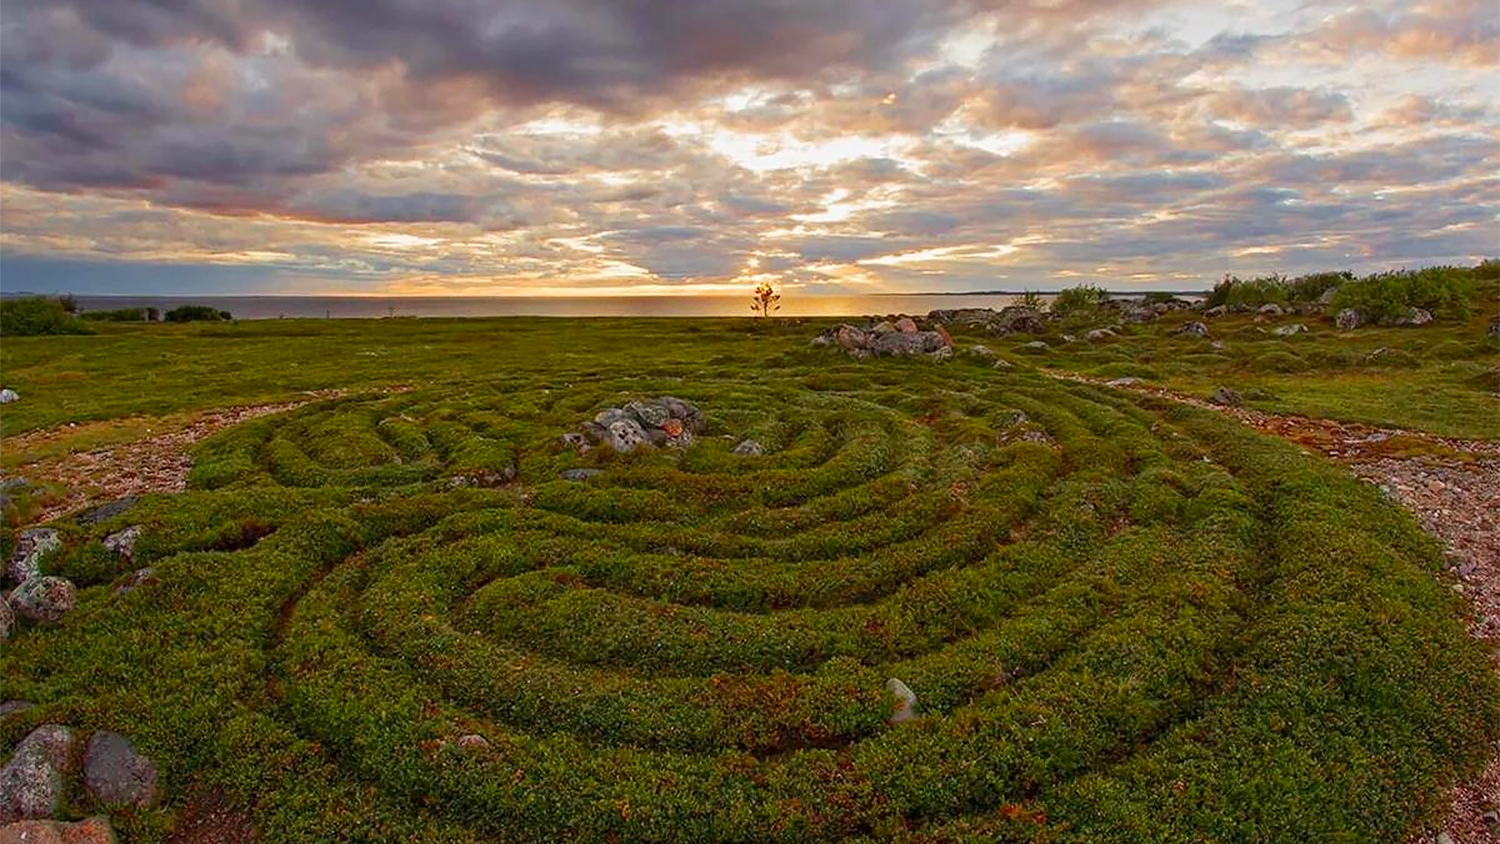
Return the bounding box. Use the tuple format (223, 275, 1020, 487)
(604, 419, 650, 454)
(1175, 322, 1210, 338)
(8, 577, 76, 623)
(102, 526, 142, 563)
(1203, 305, 1227, 318)
(1393, 307, 1433, 327)
(7, 528, 60, 585)
(559, 468, 602, 482)
(0, 724, 75, 822)
(964, 344, 996, 360)
(82, 730, 160, 809)
(1257, 303, 1283, 316)
(992, 306, 1046, 334)
(1271, 323, 1307, 336)
(1209, 387, 1243, 407)
(623, 400, 670, 429)
(1019, 340, 1049, 352)
(1335, 308, 1362, 330)
(926, 308, 997, 326)
(592, 407, 628, 428)
(1086, 328, 1117, 342)
(0, 389, 16, 405)
(886, 678, 917, 724)
(732, 440, 765, 457)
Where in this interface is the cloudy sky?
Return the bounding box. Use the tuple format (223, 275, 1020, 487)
(0, 0, 1496, 296)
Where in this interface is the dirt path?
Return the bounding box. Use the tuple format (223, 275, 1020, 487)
(1054, 372, 1500, 844)
(6, 391, 346, 523)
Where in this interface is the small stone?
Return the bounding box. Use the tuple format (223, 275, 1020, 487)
(7, 529, 60, 586)
(1105, 377, 1141, 388)
(927, 345, 953, 362)
(885, 678, 917, 724)
(559, 468, 602, 482)
(1209, 387, 1243, 407)
(101, 526, 142, 563)
(456, 734, 490, 750)
(82, 731, 159, 810)
(1481, 809, 1499, 833)
(1175, 321, 1209, 338)
(964, 344, 996, 360)
(8, 577, 76, 624)
(1085, 328, 1117, 342)
(1432, 833, 1454, 844)
(0, 390, 16, 405)
(894, 317, 918, 334)
(732, 440, 765, 457)
(1394, 306, 1433, 326)
(1271, 323, 1306, 336)
(113, 568, 157, 596)
(1203, 305, 1227, 318)
(1257, 303, 1283, 316)
(0, 703, 34, 719)
(560, 432, 587, 448)
(0, 725, 75, 822)
(1020, 340, 1049, 352)
(592, 407, 627, 427)
(660, 418, 683, 438)
(992, 358, 1013, 369)
(1335, 308, 1362, 330)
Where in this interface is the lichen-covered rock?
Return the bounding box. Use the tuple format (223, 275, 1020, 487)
(886, 678, 917, 724)
(0, 390, 16, 405)
(1174, 322, 1209, 338)
(1257, 303, 1283, 316)
(732, 440, 764, 457)
(1393, 307, 1433, 327)
(113, 568, 157, 597)
(1085, 328, 1117, 342)
(456, 734, 490, 750)
(1203, 305, 1227, 318)
(1271, 323, 1307, 336)
(894, 317, 918, 334)
(964, 344, 996, 360)
(7, 529, 59, 586)
(0, 725, 75, 822)
(605, 419, 650, 454)
(8, 577, 76, 624)
(82, 731, 159, 810)
(1335, 308, 1362, 330)
(101, 526, 142, 563)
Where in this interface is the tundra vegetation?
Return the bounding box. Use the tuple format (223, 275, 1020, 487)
(0, 263, 1496, 843)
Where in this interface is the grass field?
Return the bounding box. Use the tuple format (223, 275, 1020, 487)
(2, 300, 1498, 842)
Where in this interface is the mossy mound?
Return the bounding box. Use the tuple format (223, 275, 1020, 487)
(4, 367, 1495, 843)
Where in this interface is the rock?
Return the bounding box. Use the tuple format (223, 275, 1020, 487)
(1482, 809, 1499, 834)
(0, 704, 33, 719)
(834, 324, 869, 351)
(1271, 323, 1306, 336)
(0, 390, 16, 405)
(560, 432, 587, 449)
(604, 419, 650, 454)
(964, 344, 996, 360)
(660, 418, 683, 439)
(732, 440, 765, 457)
(1432, 834, 1454, 844)
(992, 306, 1046, 334)
(0, 816, 116, 844)
(1020, 340, 1049, 352)
(82, 731, 158, 810)
(1203, 305, 1227, 318)
(623, 400, 670, 429)
(933, 325, 954, 347)
(73, 498, 137, 527)
(1209, 387, 1243, 407)
(1059, 334, 1076, 344)
(559, 468, 602, 482)
(894, 317, 918, 334)
(926, 308, 997, 326)
(927, 346, 953, 362)
(113, 568, 157, 596)
(1257, 303, 1283, 316)
(0, 602, 10, 644)
(992, 358, 1013, 369)
(869, 321, 897, 335)
(8, 578, 76, 624)
(1085, 328, 1117, 342)
(1105, 377, 1141, 388)
(870, 331, 946, 357)
(101, 526, 142, 563)
(1317, 286, 1341, 305)
(885, 678, 917, 724)
(1393, 307, 1433, 326)
(1174, 322, 1209, 338)
(0, 725, 75, 822)
(1489, 316, 1498, 337)
(456, 734, 490, 750)
(1335, 308, 1362, 330)
(1119, 305, 1156, 324)
(7, 530, 60, 586)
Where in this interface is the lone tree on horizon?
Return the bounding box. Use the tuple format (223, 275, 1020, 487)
(751, 281, 781, 317)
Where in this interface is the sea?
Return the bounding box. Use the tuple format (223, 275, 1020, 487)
(62, 293, 1191, 320)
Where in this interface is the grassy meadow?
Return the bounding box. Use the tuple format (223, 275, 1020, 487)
(0, 275, 1498, 843)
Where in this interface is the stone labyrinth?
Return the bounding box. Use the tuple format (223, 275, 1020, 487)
(4, 366, 1494, 843)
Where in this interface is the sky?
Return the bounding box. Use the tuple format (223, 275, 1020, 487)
(0, 0, 1496, 296)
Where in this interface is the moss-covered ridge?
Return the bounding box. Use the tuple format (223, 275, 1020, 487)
(3, 363, 1495, 843)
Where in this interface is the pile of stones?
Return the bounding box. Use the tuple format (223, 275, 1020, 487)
(561, 397, 706, 455)
(0, 718, 159, 833)
(3, 513, 150, 644)
(811, 317, 954, 360)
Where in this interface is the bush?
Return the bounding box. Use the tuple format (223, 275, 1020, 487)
(1140, 292, 1176, 305)
(1329, 267, 1475, 324)
(1052, 285, 1110, 314)
(81, 307, 156, 322)
(1205, 274, 1287, 309)
(0, 296, 93, 336)
(1473, 258, 1499, 281)
(165, 305, 233, 322)
(1286, 271, 1352, 302)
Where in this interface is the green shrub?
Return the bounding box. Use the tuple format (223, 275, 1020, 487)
(1205, 274, 1288, 309)
(81, 307, 157, 322)
(1052, 285, 1110, 314)
(0, 296, 93, 336)
(1286, 271, 1352, 302)
(165, 305, 233, 322)
(1473, 258, 1500, 281)
(1330, 267, 1475, 324)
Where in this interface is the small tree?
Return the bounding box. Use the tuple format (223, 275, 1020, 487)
(751, 282, 781, 317)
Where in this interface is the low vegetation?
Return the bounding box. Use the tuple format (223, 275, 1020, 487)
(163, 305, 233, 323)
(0, 297, 93, 337)
(80, 307, 158, 323)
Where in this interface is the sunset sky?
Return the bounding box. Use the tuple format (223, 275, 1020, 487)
(0, 0, 1496, 296)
